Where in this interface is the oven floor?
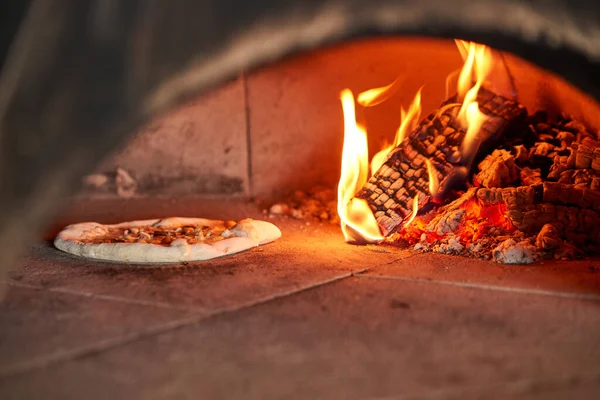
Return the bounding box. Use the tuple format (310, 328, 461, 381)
(2, 197, 600, 399)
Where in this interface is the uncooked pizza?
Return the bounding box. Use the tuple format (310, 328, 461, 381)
(54, 217, 281, 263)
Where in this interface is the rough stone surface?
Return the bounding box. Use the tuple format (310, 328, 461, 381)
(364, 251, 600, 296)
(0, 285, 193, 369)
(1, 278, 599, 399)
(15, 199, 409, 312)
(91, 78, 249, 196)
(1, 198, 600, 398)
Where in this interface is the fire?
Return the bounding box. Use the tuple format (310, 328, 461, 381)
(462, 102, 486, 161)
(395, 88, 422, 146)
(425, 159, 439, 196)
(453, 40, 493, 166)
(337, 89, 384, 243)
(456, 199, 515, 244)
(357, 78, 402, 107)
(369, 89, 423, 175)
(455, 39, 471, 61)
(455, 40, 491, 101)
(370, 144, 394, 176)
(403, 195, 419, 228)
(337, 39, 495, 243)
(456, 40, 492, 127)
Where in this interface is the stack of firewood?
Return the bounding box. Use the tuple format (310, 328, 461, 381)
(359, 88, 600, 263)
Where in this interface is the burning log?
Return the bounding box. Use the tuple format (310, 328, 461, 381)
(475, 183, 600, 244)
(474, 149, 519, 188)
(567, 143, 599, 170)
(535, 223, 562, 250)
(557, 169, 600, 189)
(390, 181, 600, 262)
(520, 167, 543, 185)
(328, 40, 600, 262)
(356, 88, 527, 236)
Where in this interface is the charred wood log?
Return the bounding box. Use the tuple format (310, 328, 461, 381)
(547, 142, 600, 180)
(520, 167, 543, 185)
(356, 88, 527, 236)
(557, 169, 600, 189)
(476, 183, 600, 244)
(474, 149, 519, 188)
(535, 223, 562, 250)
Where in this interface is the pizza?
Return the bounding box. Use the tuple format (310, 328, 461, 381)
(54, 217, 281, 263)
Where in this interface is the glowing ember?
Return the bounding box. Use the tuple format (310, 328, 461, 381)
(357, 77, 402, 107)
(337, 89, 383, 243)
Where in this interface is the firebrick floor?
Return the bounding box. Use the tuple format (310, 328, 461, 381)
(1, 198, 600, 399)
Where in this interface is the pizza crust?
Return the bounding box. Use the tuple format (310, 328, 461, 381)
(54, 217, 281, 263)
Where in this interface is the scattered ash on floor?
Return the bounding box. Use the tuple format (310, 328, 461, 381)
(266, 187, 340, 225)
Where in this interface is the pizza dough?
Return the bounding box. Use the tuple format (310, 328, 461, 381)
(54, 217, 281, 263)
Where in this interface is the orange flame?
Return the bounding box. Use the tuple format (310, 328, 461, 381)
(455, 39, 471, 61)
(370, 144, 394, 176)
(357, 77, 402, 107)
(337, 40, 496, 243)
(369, 88, 422, 176)
(454, 40, 492, 162)
(395, 88, 422, 146)
(425, 159, 439, 196)
(456, 41, 491, 116)
(461, 102, 486, 160)
(403, 195, 419, 228)
(445, 69, 461, 100)
(337, 89, 384, 243)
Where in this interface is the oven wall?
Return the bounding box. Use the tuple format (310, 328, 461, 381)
(87, 37, 600, 199)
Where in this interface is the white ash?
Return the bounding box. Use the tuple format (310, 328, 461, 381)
(82, 173, 109, 189)
(433, 235, 464, 255)
(413, 234, 431, 252)
(81, 168, 137, 197)
(427, 209, 465, 235)
(116, 167, 137, 198)
(290, 208, 304, 219)
(467, 242, 483, 254)
(269, 203, 290, 216)
(492, 239, 539, 264)
(414, 243, 428, 251)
